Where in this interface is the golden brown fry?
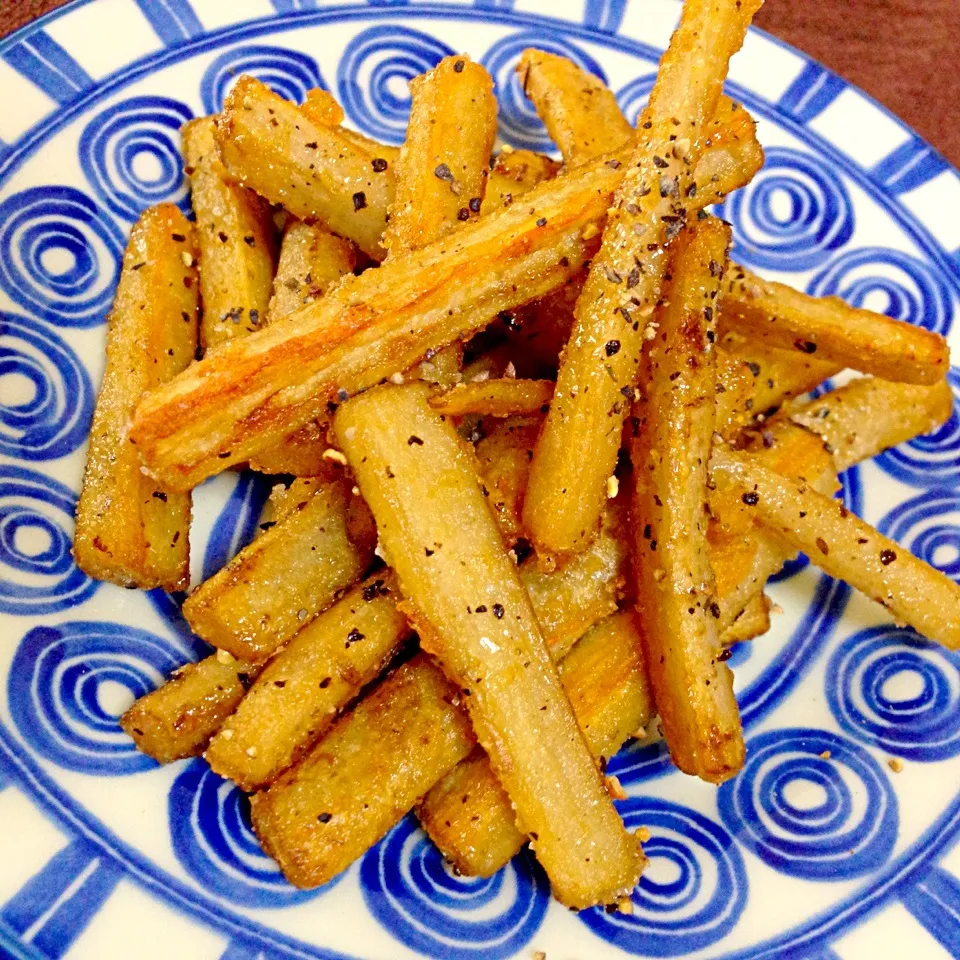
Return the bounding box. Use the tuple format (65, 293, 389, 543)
(419, 611, 651, 876)
(74, 205, 196, 591)
(789, 376, 954, 472)
(721, 266, 950, 385)
(247, 419, 339, 480)
(256, 477, 327, 528)
(216, 77, 392, 259)
(482, 149, 561, 212)
(710, 419, 837, 628)
(418, 592, 777, 878)
(384, 56, 497, 254)
(251, 654, 475, 889)
(299, 88, 345, 127)
(121, 651, 261, 764)
(206, 571, 411, 790)
(416, 747, 520, 878)
(524, 0, 762, 558)
(336, 128, 556, 217)
(520, 499, 628, 656)
(249, 500, 627, 889)
(720, 330, 843, 429)
(132, 112, 762, 491)
(131, 161, 612, 488)
(430, 379, 554, 418)
(558, 611, 654, 766)
(417, 344, 464, 385)
(473, 416, 540, 547)
(711, 447, 960, 650)
(386, 56, 495, 384)
(713, 352, 758, 437)
(248, 220, 357, 477)
(182, 479, 376, 662)
(335, 383, 643, 908)
(250, 373, 945, 883)
(182, 117, 277, 350)
(266, 219, 356, 324)
(125, 489, 623, 771)
(517, 48, 633, 162)
(722, 593, 772, 644)
(629, 218, 744, 783)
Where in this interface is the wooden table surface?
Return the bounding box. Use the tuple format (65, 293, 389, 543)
(2, 0, 958, 168)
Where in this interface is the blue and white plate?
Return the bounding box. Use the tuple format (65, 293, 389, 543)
(1, 2, 959, 958)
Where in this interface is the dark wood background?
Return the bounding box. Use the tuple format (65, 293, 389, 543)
(3, 0, 958, 167)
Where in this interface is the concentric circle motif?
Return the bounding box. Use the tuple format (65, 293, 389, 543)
(616, 73, 658, 126)
(360, 814, 548, 959)
(78, 95, 194, 221)
(0, 186, 124, 328)
(876, 369, 960, 487)
(580, 798, 748, 957)
(8, 621, 191, 774)
(0, 310, 93, 461)
(808, 246, 953, 336)
(169, 760, 326, 908)
(717, 146, 854, 272)
(878, 488, 960, 583)
(482, 31, 608, 151)
(0, 465, 97, 615)
(717, 728, 898, 879)
(607, 738, 673, 787)
(827, 625, 960, 761)
(202, 471, 274, 581)
(200, 44, 325, 115)
(337, 26, 454, 144)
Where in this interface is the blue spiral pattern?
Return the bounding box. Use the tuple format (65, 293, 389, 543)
(78, 95, 193, 221)
(337, 26, 453, 145)
(717, 146, 854, 271)
(615, 73, 657, 126)
(876, 368, 960, 487)
(0, 186, 124, 328)
(0, 465, 97, 615)
(878, 488, 960, 584)
(808, 246, 953, 336)
(827, 626, 960, 761)
(202, 471, 273, 582)
(360, 814, 548, 958)
(200, 44, 325, 115)
(482, 32, 608, 151)
(607, 739, 673, 787)
(0, 311, 93, 461)
(718, 728, 898, 880)
(169, 761, 326, 908)
(8, 621, 193, 774)
(580, 799, 747, 957)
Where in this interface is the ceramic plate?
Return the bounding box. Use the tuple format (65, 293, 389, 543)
(0, 1, 959, 958)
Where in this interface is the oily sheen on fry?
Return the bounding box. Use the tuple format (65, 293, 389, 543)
(335, 383, 644, 909)
(130, 119, 762, 491)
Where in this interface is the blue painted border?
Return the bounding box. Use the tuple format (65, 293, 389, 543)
(0, 726, 354, 960)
